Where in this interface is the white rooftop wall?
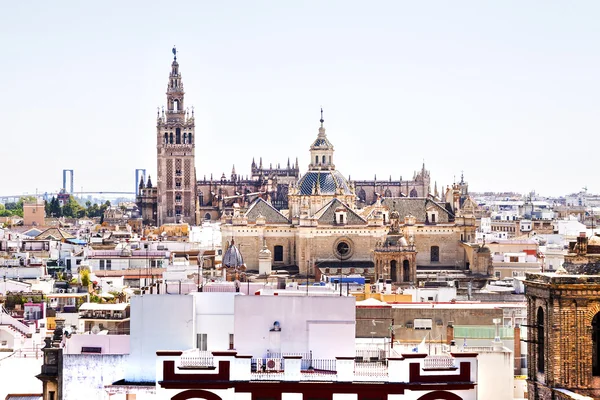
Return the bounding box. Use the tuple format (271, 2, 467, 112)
(234, 296, 355, 359)
(126, 294, 195, 382)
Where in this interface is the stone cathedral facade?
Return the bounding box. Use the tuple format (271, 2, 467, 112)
(155, 51, 198, 226)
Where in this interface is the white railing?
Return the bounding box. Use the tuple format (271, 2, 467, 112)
(0, 312, 33, 337)
(179, 349, 214, 368)
(354, 361, 388, 379)
(250, 371, 285, 380)
(0, 259, 20, 267)
(423, 356, 456, 369)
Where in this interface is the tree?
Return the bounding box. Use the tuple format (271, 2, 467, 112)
(62, 196, 85, 218)
(49, 197, 61, 218)
(80, 268, 91, 292)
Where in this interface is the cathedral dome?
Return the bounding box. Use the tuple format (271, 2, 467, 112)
(297, 170, 352, 196)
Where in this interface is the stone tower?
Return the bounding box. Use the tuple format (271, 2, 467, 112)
(524, 234, 600, 399)
(156, 48, 197, 226)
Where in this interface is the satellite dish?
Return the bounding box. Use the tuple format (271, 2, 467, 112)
(91, 325, 100, 335)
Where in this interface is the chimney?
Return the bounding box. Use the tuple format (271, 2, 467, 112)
(514, 325, 522, 375)
(446, 323, 454, 345)
(364, 279, 372, 295)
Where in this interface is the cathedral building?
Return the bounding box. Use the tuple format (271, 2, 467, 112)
(138, 50, 480, 283)
(196, 158, 299, 222)
(221, 112, 478, 281)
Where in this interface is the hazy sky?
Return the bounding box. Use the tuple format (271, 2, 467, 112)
(1, 1, 599, 198)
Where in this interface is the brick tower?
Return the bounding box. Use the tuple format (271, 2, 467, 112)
(156, 47, 197, 226)
(524, 233, 600, 399)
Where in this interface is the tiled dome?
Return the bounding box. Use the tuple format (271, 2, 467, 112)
(297, 170, 352, 196)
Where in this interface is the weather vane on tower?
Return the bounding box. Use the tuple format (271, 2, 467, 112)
(172, 46, 177, 61)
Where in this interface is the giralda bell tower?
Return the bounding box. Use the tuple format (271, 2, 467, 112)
(156, 47, 197, 225)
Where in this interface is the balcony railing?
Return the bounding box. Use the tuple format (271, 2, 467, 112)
(354, 360, 388, 379)
(423, 356, 456, 369)
(374, 245, 416, 252)
(180, 355, 214, 368)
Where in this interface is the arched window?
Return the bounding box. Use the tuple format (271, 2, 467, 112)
(188, 133, 193, 144)
(593, 312, 600, 376)
(403, 260, 410, 282)
(431, 213, 436, 223)
(390, 260, 397, 282)
(322, 155, 326, 164)
(410, 188, 418, 197)
(176, 128, 181, 144)
(315, 156, 319, 164)
(199, 192, 204, 206)
(204, 213, 211, 221)
(430, 246, 439, 262)
(174, 99, 179, 111)
(169, 132, 173, 144)
(384, 189, 392, 198)
(164, 133, 168, 144)
(183, 133, 187, 144)
(537, 307, 544, 373)
(274, 245, 284, 262)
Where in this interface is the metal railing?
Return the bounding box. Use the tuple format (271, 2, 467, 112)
(354, 360, 388, 378)
(179, 353, 214, 368)
(251, 357, 285, 380)
(423, 356, 456, 369)
(302, 359, 337, 380)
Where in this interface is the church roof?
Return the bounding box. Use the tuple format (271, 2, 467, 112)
(381, 197, 453, 223)
(35, 228, 75, 241)
(311, 136, 332, 149)
(245, 198, 290, 224)
(313, 198, 367, 225)
(297, 170, 352, 196)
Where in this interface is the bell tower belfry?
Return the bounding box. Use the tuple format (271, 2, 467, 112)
(156, 47, 197, 226)
(308, 108, 335, 171)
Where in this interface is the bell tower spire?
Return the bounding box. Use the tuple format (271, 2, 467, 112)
(308, 107, 335, 171)
(167, 46, 185, 119)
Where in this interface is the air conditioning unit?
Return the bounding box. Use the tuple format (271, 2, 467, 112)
(265, 358, 281, 371)
(58, 289, 66, 293)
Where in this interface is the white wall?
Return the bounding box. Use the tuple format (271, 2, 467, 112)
(477, 349, 514, 400)
(193, 292, 237, 351)
(0, 356, 42, 400)
(63, 354, 127, 400)
(126, 294, 195, 382)
(404, 286, 457, 302)
(64, 334, 130, 355)
(0, 266, 44, 279)
(234, 296, 355, 359)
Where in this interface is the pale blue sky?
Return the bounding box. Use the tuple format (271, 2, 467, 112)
(1, 1, 598, 197)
